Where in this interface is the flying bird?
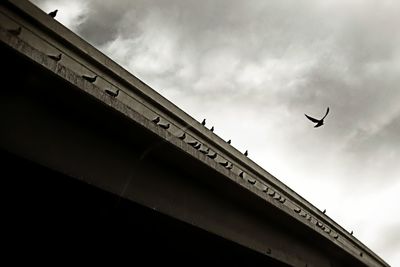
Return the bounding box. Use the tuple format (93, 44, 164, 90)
(201, 119, 206, 126)
(305, 107, 330, 128)
(82, 74, 97, 83)
(8, 26, 21, 36)
(105, 89, 119, 98)
(48, 9, 58, 18)
(48, 53, 62, 62)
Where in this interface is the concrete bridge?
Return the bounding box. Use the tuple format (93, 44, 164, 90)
(0, 1, 389, 266)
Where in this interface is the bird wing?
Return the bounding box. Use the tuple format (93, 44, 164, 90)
(322, 107, 330, 120)
(305, 114, 320, 123)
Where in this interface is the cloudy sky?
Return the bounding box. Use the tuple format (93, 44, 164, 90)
(31, 0, 400, 265)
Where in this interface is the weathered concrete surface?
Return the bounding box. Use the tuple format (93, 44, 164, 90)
(0, 1, 389, 266)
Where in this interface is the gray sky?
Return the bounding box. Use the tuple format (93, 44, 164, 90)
(32, 0, 400, 264)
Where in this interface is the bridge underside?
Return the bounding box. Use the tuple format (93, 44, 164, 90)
(1, 149, 289, 265)
(0, 37, 366, 266)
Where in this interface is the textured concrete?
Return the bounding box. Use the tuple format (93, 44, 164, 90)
(0, 1, 389, 266)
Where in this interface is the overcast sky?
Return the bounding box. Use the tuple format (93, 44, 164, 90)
(31, 0, 400, 265)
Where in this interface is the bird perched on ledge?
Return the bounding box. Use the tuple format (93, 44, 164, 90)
(105, 89, 119, 98)
(48, 53, 62, 62)
(48, 9, 58, 18)
(82, 74, 97, 83)
(201, 119, 206, 126)
(305, 107, 330, 128)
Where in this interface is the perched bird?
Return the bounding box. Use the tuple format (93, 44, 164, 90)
(219, 161, 229, 167)
(244, 150, 248, 156)
(262, 186, 268, 193)
(333, 234, 339, 239)
(188, 140, 198, 146)
(201, 119, 206, 126)
(178, 133, 186, 140)
(247, 178, 256, 185)
(305, 107, 330, 128)
(7, 26, 21, 36)
(152, 116, 160, 124)
(193, 143, 201, 149)
(210, 126, 214, 132)
(207, 152, 217, 159)
(159, 123, 170, 130)
(48, 9, 58, 18)
(105, 89, 119, 98)
(227, 139, 231, 144)
(199, 147, 209, 154)
(48, 53, 62, 62)
(82, 74, 97, 83)
(323, 209, 326, 214)
(350, 230, 353, 235)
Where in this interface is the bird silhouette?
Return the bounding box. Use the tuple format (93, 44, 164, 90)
(8, 26, 21, 36)
(210, 126, 214, 132)
(82, 74, 97, 83)
(199, 147, 209, 154)
(219, 161, 229, 167)
(152, 116, 160, 124)
(323, 209, 326, 214)
(227, 139, 231, 144)
(333, 234, 339, 239)
(105, 89, 119, 98)
(48, 53, 62, 62)
(244, 150, 248, 156)
(207, 152, 217, 159)
(48, 9, 58, 18)
(178, 133, 186, 140)
(262, 186, 268, 193)
(247, 178, 256, 185)
(188, 140, 198, 146)
(350, 230, 353, 235)
(201, 119, 206, 126)
(159, 123, 170, 130)
(305, 107, 330, 128)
